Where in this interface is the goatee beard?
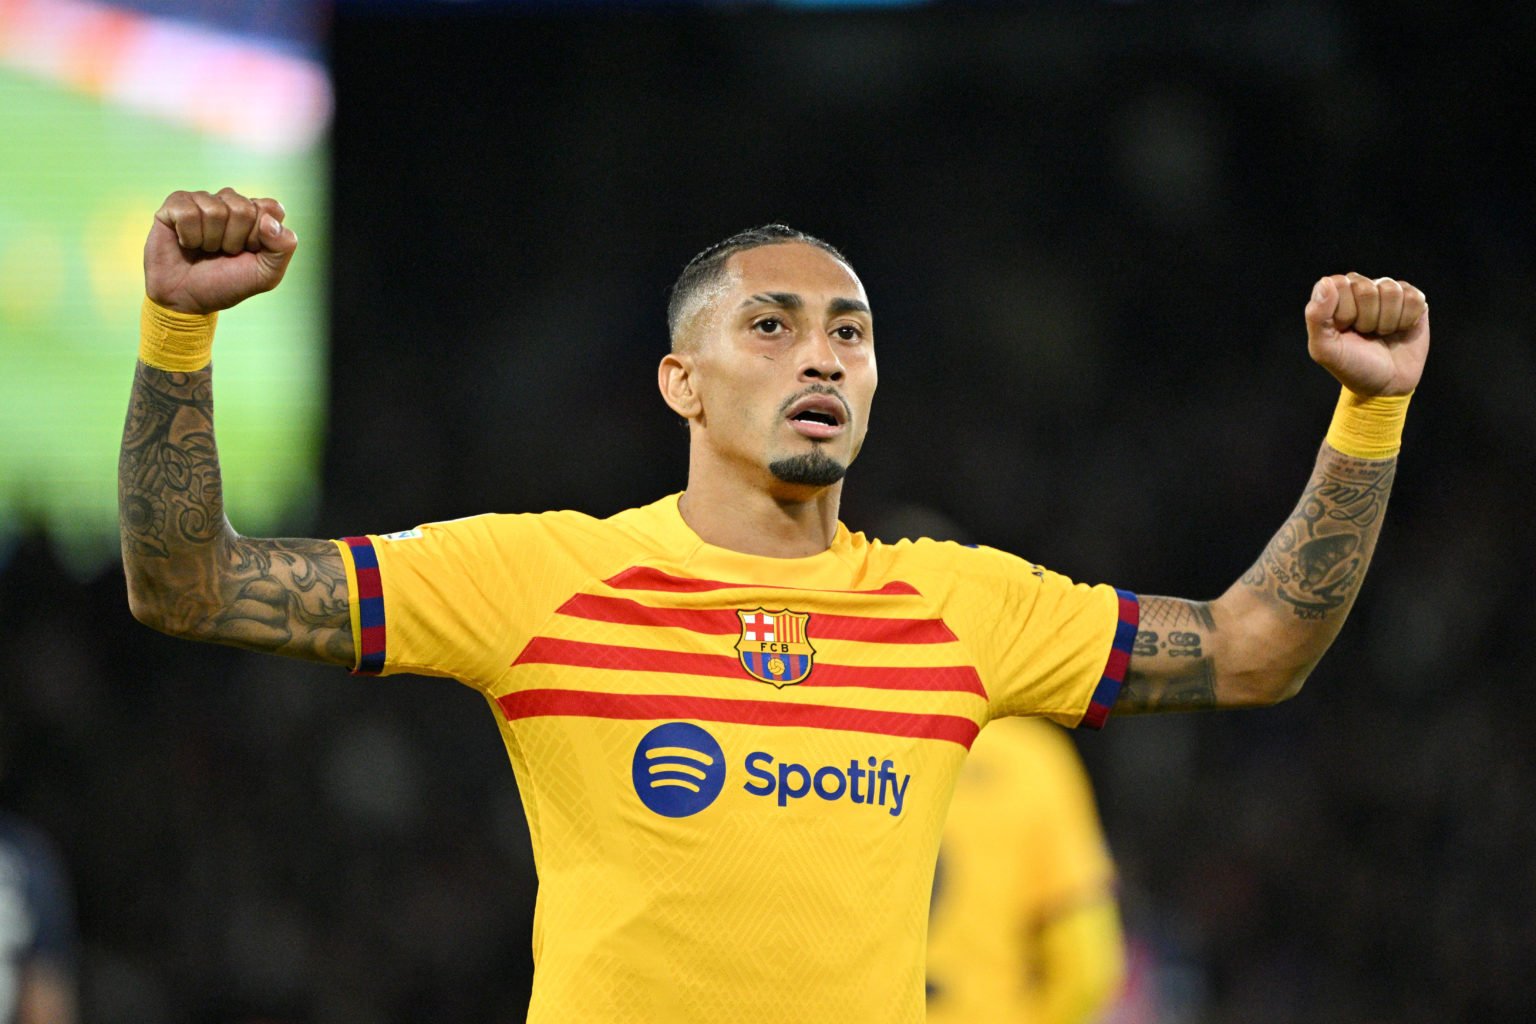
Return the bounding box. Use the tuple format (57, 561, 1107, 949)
(769, 450, 847, 487)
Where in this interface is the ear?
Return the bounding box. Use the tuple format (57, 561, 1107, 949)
(658, 351, 702, 419)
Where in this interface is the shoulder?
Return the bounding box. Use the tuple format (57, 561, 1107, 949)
(399, 500, 691, 590)
(398, 498, 668, 551)
(859, 533, 1053, 589)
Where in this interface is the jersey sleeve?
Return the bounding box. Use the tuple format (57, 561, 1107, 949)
(948, 545, 1138, 729)
(332, 513, 540, 688)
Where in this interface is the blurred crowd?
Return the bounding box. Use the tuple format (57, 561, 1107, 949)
(4, 3, 1533, 1022)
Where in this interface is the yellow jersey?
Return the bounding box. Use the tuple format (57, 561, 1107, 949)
(333, 494, 1138, 1024)
(926, 716, 1120, 1024)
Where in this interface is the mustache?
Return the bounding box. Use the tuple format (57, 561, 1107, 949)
(776, 383, 852, 420)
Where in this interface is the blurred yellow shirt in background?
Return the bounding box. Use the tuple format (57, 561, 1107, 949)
(928, 716, 1126, 1024)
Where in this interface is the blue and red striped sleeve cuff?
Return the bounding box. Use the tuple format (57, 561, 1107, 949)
(342, 535, 387, 675)
(1080, 589, 1139, 730)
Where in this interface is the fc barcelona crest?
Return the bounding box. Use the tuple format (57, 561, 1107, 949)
(735, 608, 815, 687)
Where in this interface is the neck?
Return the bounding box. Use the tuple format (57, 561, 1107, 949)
(678, 470, 844, 558)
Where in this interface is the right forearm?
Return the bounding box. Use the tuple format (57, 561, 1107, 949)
(118, 359, 355, 662)
(118, 359, 233, 631)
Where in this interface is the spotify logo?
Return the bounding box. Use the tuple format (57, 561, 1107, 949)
(631, 722, 727, 818)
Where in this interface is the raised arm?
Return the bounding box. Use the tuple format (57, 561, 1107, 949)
(119, 189, 353, 666)
(1115, 273, 1428, 713)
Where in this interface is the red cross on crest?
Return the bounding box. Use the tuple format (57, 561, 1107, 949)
(734, 608, 815, 687)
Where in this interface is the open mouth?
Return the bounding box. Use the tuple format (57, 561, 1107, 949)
(785, 393, 848, 439)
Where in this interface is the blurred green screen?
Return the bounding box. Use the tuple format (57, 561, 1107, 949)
(0, 63, 327, 571)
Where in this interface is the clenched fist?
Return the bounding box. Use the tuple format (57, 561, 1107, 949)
(1305, 272, 1429, 397)
(144, 188, 297, 314)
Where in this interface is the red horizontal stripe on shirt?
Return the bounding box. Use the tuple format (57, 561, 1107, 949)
(556, 593, 958, 644)
(497, 688, 980, 748)
(605, 566, 920, 596)
(513, 637, 987, 697)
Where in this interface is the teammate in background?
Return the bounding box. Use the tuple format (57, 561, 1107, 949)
(874, 504, 1126, 1021)
(118, 188, 1428, 1024)
(926, 717, 1124, 1024)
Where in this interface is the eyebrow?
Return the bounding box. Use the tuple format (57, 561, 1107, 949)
(740, 292, 871, 316)
(742, 292, 803, 310)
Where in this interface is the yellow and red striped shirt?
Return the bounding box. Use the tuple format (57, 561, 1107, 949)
(334, 494, 1137, 1024)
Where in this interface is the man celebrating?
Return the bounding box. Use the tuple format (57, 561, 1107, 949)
(120, 188, 1427, 1023)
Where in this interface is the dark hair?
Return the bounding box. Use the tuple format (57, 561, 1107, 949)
(666, 224, 851, 344)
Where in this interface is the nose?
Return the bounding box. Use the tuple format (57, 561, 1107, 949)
(799, 331, 845, 383)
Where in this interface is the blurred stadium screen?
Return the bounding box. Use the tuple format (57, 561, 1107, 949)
(339, 0, 931, 9)
(0, 0, 330, 572)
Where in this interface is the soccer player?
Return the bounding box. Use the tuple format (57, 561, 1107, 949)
(926, 717, 1125, 1024)
(119, 188, 1428, 1023)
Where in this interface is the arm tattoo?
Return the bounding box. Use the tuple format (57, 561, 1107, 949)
(216, 537, 354, 660)
(119, 362, 354, 665)
(1116, 596, 1218, 713)
(120, 367, 220, 558)
(1240, 447, 1395, 620)
(1115, 445, 1398, 714)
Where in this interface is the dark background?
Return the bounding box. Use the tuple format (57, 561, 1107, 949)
(4, 3, 1534, 1022)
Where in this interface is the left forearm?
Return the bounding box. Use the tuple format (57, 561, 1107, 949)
(1242, 442, 1396, 623)
(1225, 441, 1397, 696)
(1117, 442, 1397, 713)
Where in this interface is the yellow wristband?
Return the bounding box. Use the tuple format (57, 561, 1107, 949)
(139, 296, 217, 372)
(1324, 387, 1412, 459)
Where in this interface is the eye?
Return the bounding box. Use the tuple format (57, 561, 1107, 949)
(832, 324, 864, 341)
(753, 317, 785, 336)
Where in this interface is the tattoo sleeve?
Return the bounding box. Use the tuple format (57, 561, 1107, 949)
(1238, 446, 1395, 621)
(119, 361, 355, 665)
(1116, 597, 1220, 713)
(1115, 443, 1397, 714)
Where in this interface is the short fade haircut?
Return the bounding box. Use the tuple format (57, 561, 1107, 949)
(666, 224, 852, 346)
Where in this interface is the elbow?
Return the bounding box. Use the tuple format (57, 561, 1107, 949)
(123, 566, 205, 639)
(1274, 667, 1313, 704)
(125, 586, 154, 629)
(1225, 663, 1314, 708)
(121, 529, 231, 639)
(1209, 594, 1326, 708)
(124, 573, 174, 634)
